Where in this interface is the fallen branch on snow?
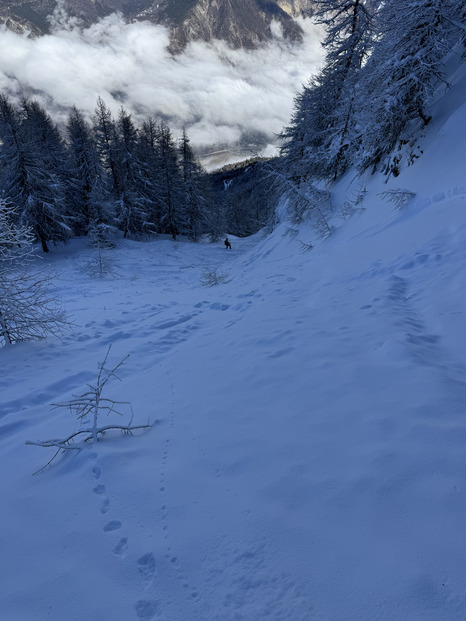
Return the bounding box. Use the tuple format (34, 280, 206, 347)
(26, 345, 152, 474)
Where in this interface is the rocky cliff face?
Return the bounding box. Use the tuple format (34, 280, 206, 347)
(277, 0, 311, 18)
(168, 0, 311, 51)
(0, 0, 314, 48)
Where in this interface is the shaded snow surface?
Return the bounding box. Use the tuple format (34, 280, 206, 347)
(2, 80, 466, 621)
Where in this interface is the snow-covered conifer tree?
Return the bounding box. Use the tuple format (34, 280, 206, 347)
(114, 108, 152, 238)
(66, 106, 112, 236)
(156, 122, 184, 240)
(358, 0, 457, 174)
(179, 129, 210, 241)
(0, 96, 71, 252)
(92, 97, 121, 198)
(19, 99, 72, 251)
(0, 199, 34, 262)
(281, 0, 375, 181)
(137, 117, 165, 234)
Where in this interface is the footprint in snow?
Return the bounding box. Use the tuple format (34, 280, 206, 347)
(113, 537, 128, 558)
(210, 302, 230, 311)
(103, 520, 122, 532)
(138, 552, 156, 583)
(134, 599, 159, 620)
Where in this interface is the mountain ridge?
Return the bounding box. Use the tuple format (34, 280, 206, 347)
(0, 0, 314, 49)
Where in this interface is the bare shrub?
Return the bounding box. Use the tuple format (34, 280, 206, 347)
(0, 200, 68, 346)
(85, 224, 117, 278)
(0, 268, 67, 346)
(200, 265, 232, 287)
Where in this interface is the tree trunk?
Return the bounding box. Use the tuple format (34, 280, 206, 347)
(0, 310, 12, 345)
(40, 236, 49, 253)
(418, 108, 432, 126)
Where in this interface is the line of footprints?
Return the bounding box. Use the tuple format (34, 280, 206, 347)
(89, 451, 159, 621)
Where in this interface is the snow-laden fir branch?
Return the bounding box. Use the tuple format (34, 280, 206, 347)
(262, 161, 334, 238)
(378, 188, 416, 210)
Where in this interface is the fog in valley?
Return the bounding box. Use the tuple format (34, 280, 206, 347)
(0, 7, 324, 168)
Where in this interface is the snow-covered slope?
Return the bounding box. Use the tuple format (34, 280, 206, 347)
(1, 66, 466, 621)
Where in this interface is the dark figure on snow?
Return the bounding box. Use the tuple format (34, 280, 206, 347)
(224, 237, 232, 249)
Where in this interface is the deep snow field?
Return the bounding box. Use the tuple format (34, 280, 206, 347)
(2, 66, 466, 621)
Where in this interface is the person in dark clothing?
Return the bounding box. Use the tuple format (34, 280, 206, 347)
(224, 237, 232, 249)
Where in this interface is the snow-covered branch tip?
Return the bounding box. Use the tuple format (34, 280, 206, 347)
(298, 240, 313, 253)
(378, 188, 416, 210)
(26, 345, 152, 474)
(262, 161, 334, 236)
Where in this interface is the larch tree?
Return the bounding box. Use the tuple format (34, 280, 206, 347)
(114, 108, 152, 238)
(281, 0, 376, 181)
(358, 0, 459, 174)
(0, 96, 71, 252)
(92, 97, 121, 203)
(179, 129, 210, 241)
(156, 122, 184, 240)
(66, 106, 112, 236)
(137, 117, 165, 234)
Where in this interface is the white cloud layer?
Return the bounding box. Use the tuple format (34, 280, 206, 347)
(0, 11, 324, 164)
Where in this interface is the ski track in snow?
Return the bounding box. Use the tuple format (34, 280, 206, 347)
(384, 273, 466, 386)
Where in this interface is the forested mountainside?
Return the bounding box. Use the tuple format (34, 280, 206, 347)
(0, 96, 219, 250)
(1, 1, 465, 257)
(0, 96, 276, 252)
(280, 0, 466, 183)
(0, 0, 313, 49)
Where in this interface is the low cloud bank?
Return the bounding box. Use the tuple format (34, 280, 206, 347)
(0, 10, 324, 166)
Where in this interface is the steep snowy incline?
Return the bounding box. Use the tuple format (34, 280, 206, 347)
(1, 67, 466, 621)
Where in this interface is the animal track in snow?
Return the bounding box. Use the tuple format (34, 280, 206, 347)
(137, 553, 156, 583)
(103, 520, 122, 532)
(134, 599, 159, 620)
(156, 366, 202, 609)
(86, 449, 162, 618)
(113, 537, 128, 558)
